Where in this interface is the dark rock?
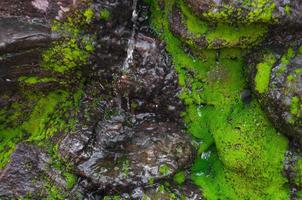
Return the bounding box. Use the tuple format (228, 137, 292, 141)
(73, 113, 194, 193)
(0, 0, 76, 20)
(116, 33, 183, 121)
(0, 17, 55, 54)
(247, 42, 302, 143)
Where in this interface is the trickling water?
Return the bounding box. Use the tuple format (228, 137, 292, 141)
(122, 0, 138, 72)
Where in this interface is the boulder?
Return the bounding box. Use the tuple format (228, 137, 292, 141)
(73, 113, 195, 192)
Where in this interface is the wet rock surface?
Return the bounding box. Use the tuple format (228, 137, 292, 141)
(74, 113, 194, 192)
(58, 1, 196, 197)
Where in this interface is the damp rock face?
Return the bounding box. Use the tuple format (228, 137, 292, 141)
(62, 112, 195, 193)
(248, 41, 302, 143)
(116, 33, 184, 121)
(185, 0, 302, 26)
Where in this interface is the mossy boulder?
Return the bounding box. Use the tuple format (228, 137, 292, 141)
(248, 43, 302, 143)
(169, 1, 268, 50)
(185, 0, 302, 26)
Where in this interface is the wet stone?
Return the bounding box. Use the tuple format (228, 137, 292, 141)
(74, 113, 195, 193)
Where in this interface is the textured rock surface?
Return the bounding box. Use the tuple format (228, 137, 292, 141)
(74, 113, 194, 192)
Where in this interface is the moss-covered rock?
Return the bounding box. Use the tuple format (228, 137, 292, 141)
(248, 44, 302, 144)
(185, 0, 302, 26)
(169, 1, 268, 50)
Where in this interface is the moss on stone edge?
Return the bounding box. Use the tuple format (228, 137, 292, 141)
(42, 9, 95, 74)
(254, 52, 276, 94)
(147, 0, 289, 199)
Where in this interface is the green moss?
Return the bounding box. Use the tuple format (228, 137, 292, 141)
(42, 10, 95, 73)
(103, 196, 120, 200)
(18, 76, 57, 85)
(84, 9, 94, 23)
(100, 9, 110, 20)
(0, 89, 82, 169)
(290, 96, 300, 116)
(173, 171, 186, 185)
(148, 0, 289, 199)
(63, 172, 77, 190)
(299, 45, 302, 54)
(293, 158, 302, 187)
(254, 53, 276, 94)
(285, 5, 291, 15)
(122, 159, 130, 177)
(159, 164, 171, 176)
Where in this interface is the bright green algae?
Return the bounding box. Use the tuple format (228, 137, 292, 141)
(148, 0, 289, 199)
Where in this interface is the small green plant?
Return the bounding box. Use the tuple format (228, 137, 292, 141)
(173, 171, 185, 185)
(159, 164, 171, 175)
(100, 9, 110, 20)
(84, 9, 94, 23)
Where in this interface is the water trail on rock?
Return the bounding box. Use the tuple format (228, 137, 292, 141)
(122, 0, 138, 72)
